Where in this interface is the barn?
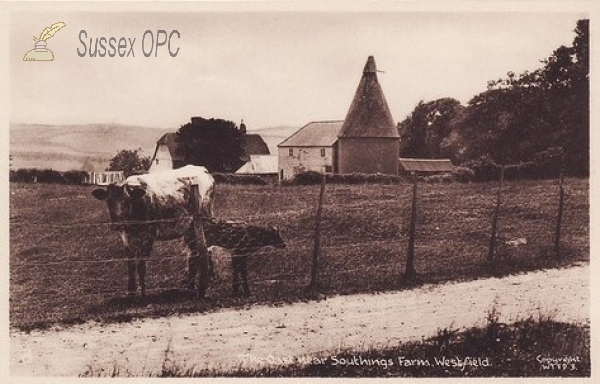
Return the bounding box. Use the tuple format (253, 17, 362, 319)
(398, 158, 456, 176)
(150, 132, 186, 172)
(277, 56, 400, 180)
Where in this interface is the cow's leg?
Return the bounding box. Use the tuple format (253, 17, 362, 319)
(185, 224, 210, 298)
(137, 259, 147, 297)
(137, 238, 154, 298)
(184, 228, 199, 294)
(231, 254, 250, 296)
(207, 250, 215, 281)
(231, 255, 242, 295)
(127, 257, 137, 295)
(239, 255, 250, 296)
(122, 233, 137, 295)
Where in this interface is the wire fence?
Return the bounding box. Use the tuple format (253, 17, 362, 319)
(9, 177, 589, 328)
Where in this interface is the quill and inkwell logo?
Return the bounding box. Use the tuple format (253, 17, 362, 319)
(23, 22, 66, 61)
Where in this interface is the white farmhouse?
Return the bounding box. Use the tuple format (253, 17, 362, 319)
(277, 120, 343, 181)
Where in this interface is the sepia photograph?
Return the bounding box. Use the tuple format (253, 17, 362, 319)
(3, 1, 595, 380)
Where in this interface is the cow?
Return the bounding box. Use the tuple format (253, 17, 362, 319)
(202, 218, 286, 296)
(91, 165, 215, 298)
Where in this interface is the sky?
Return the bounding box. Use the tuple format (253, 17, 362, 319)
(9, 6, 588, 131)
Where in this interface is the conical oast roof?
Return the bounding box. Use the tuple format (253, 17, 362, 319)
(339, 56, 399, 138)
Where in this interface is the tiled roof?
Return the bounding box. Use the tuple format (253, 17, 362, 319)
(245, 134, 270, 155)
(155, 132, 185, 161)
(278, 121, 344, 147)
(398, 158, 455, 172)
(339, 56, 399, 139)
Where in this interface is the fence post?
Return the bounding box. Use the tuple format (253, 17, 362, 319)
(554, 156, 565, 259)
(190, 180, 210, 299)
(488, 165, 505, 268)
(309, 174, 326, 290)
(403, 172, 418, 282)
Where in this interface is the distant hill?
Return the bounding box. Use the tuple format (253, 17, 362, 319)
(250, 125, 300, 154)
(10, 123, 171, 171)
(10, 123, 300, 171)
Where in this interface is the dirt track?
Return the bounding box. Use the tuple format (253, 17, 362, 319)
(11, 263, 589, 376)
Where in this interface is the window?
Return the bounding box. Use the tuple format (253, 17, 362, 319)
(320, 148, 326, 157)
(289, 148, 293, 156)
(325, 165, 333, 173)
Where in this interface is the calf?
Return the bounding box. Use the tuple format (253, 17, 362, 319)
(92, 165, 215, 297)
(202, 218, 286, 296)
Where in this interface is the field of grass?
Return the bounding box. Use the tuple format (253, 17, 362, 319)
(9, 178, 589, 329)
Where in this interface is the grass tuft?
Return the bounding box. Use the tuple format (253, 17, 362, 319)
(79, 313, 589, 378)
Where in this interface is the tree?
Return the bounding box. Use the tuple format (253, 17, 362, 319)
(512, 19, 588, 174)
(455, 84, 552, 165)
(395, 19, 588, 175)
(397, 98, 465, 159)
(176, 117, 248, 173)
(449, 19, 588, 174)
(549, 19, 589, 175)
(106, 149, 151, 177)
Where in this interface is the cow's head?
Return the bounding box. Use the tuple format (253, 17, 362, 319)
(262, 226, 287, 249)
(92, 183, 148, 224)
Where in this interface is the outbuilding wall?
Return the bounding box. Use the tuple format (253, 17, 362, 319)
(149, 145, 174, 173)
(337, 138, 399, 175)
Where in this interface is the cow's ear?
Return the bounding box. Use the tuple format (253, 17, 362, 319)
(92, 188, 108, 200)
(128, 188, 146, 200)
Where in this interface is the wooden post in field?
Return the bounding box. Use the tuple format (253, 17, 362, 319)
(488, 166, 505, 268)
(555, 155, 565, 259)
(190, 179, 210, 299)
(404, 172, 418, 281)
(309, 173, 326, 290)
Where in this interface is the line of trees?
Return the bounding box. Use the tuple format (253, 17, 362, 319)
(398, 19, 589, 177)
(9, 169, 90, 184)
